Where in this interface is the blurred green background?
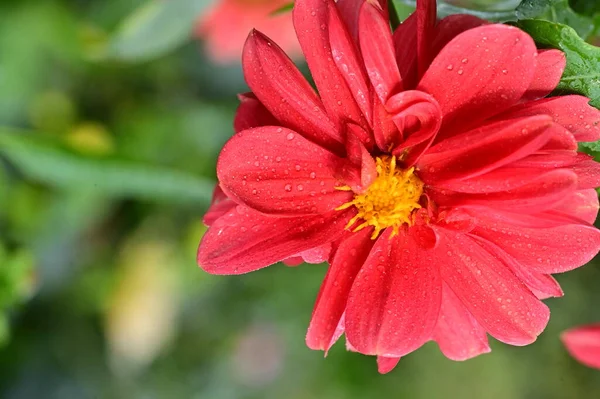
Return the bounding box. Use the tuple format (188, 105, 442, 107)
(0, 0, 600, 398)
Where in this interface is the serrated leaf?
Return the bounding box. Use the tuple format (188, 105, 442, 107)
(0, 130, 214, 203)
(106, 0, 214, 62)
(517, 19, 600, 108)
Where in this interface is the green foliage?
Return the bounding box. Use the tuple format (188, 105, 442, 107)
(106, 0, 215, 62)
(0, 130, 214, 204)
(0, 247, 34, 346)
(516, 0, 593, 38)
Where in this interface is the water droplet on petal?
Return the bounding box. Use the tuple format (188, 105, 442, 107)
(461, 58, 468, 64)
(446, 64, 453, 70)
(284, 184, 292, 192)
(286, 133, 295, 140)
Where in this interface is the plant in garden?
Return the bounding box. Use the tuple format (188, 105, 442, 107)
(562, 324, 600, 370)
(195, 0, 301, 63)
(197, 0, 600, 373)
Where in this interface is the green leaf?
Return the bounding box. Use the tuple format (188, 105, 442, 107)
(106, 0, 214, 62)
(569, 0, 600, 15)
(515, 0, 593, 38)
(0, 129, 214, 204)
(516, 19, 600, 108)
(393, 0, 517, 22)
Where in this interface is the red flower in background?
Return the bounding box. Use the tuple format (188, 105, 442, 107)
(197, 0, 600, 373)
(195, 0, 301, 64)
(562, 324, 600, 369)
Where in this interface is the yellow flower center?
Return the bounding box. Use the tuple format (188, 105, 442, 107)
(336, 156, 424, 239)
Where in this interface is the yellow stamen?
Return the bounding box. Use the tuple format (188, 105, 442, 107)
(336, 156, 424, 239)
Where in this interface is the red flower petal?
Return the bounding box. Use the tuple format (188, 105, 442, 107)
(497, 95, 600, 142)
(434, 166, 548, 194)
(470, 210, 600, 274)
(431, 14, 487, 59)
(377, 356, 401, 374)
(552, 189, 599, 225)
(233, 92, 279, 133)
(419, 116, 554, 184)
(345, 230, 442, 357)
(418, 25, 537, 138)
(217, 126, 353, 215)
(521, 49, 566, 102)
(328, 4, 372, 123)
(393, 14, 418, 89)
(472, 236, 563, 299)
(306, 228, 374, 351)
(436, 169, 577, 212)
(242, 30, 343, 152)
(562, 324, 600, 369)
(203, 185, 236, 226)
(436, 230, 550, 345)
(386, 90, 442, 164)
(416, 0, 437, 78)
(359, 2, 402, 104)
(197, 206, 353, 274)
(293, 0, 364, 128)
(570, 158, 600, 189)
(433, 283, 490, 361)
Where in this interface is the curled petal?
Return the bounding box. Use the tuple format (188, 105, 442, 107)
(198, 206, 353, 274)
(242, 30, 342, 152)
(386, 90, 442, 164)
(562, 324, 600, 369)
(419, 25, 537, 138)
(346, 230, 442, 357)
(217, 126, 353, 215)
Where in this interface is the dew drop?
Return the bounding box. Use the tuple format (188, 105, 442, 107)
(297, 184, 304, 191)
(310, 172, 317, 179)
(446, 64, 453, 71)
(286, 132, 295, 140)
(461, 58, 468, 64)
(457, 70, 464, 75)
(275, 156, 282, 162)
(295, 164, 302, 171)
(285, 184, 292, 192)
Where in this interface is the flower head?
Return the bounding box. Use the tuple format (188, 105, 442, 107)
(198, 0, 600, 372)
(195, 0, 301, 64)
(562, 324, 600, 370)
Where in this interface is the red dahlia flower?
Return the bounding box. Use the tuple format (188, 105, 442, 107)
(197, 0, 600, 372)
(562, 324, 600, 369)
(195, 0, 301, 64)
